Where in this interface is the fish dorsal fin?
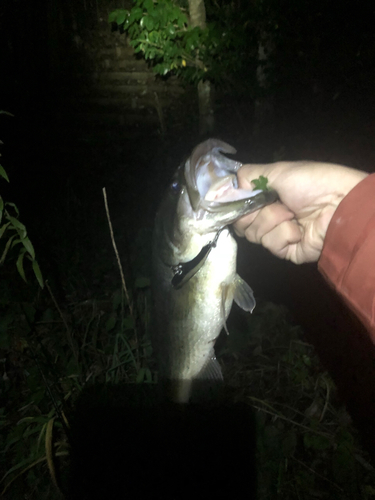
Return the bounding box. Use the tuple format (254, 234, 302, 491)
(233, 275, 256, 313)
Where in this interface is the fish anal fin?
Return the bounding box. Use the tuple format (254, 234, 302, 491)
(233, 275, 256, 313)
(191, 357, 224, 403)
(197, 356, 223, 381)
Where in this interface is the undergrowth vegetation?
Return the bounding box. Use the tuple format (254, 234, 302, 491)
(0, 127, 154, 498)
(0, 263, 152, 498)
(221, 303, 375, 499)
(2, 260, 375, 498)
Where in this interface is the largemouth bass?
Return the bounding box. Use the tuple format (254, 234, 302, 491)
(152, 139, 277, 403)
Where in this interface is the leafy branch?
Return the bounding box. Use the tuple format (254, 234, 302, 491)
(0, 111, 43, 287)
(108, 0, 255, 86)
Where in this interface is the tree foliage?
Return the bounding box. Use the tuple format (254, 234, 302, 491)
(109, 0, 259, 89)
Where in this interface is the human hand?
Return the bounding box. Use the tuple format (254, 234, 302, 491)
(234, 161, 368, 264)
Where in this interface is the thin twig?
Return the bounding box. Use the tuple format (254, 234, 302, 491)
(292, 456, 344, 492)
(102, 187, 140, 367)
(319, 375, 330, 422)
(102, 188, 133, 315)
(248, 396, 331, 438)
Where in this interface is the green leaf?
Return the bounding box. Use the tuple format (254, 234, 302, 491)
(0, 233, 16, 264)
(13, 226, 27, 241)
(109, 9, 128, 24)
(136, 367, 145, 383)
(7, 215, 26, 231)
(136, 367, 152, 384)
(1, 454, 41, 483)
(0, 221, 10, 238)
(108, 10, 118, 23)
(167, 24, 175, 36)
(251, 175, 269, 191)
(16, 249, 27, 282)
(0, 164, 9, 182)
(154, 62, 171, 75)
(148, 31, 159, 44)
(117, 10, 128, 25)
(4, 202, 19, 216)
(177, 16, 185, 29)
(143, 0, 154, 12)
(21, 236, 35, 260)
(143, 15, 154, 31)
(11, 238, 22, 251)
(11, 237, 22, 249)
(32, 259, 44, 288)
(129, 7, 143, 24)
(157, 6, 168, 27)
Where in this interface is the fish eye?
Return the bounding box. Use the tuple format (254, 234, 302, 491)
(170, 180, 181, 194)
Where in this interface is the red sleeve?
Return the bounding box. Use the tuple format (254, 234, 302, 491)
(318, 173, 375, 341)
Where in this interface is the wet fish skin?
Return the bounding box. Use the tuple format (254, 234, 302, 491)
(152, 139, 277, 403)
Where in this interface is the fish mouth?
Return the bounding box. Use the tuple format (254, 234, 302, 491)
(187, 159, 267, 216)
(185, 139, 263, 213)
(182, 138, 278, 223)
(204, 175, 263, 204)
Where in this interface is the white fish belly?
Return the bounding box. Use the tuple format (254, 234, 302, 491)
(166, 229, 237, 381)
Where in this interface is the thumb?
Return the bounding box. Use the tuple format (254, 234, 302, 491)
(237, 164, 273, 190)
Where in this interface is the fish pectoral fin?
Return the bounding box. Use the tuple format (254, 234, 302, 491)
(233, 274, 256, 313)
(221, 283, 231, 335)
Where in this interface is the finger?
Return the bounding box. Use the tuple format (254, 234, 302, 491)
(257, 220, 303, 260)
(233, 211, 259, 237)
(235, 202, 294, 242)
